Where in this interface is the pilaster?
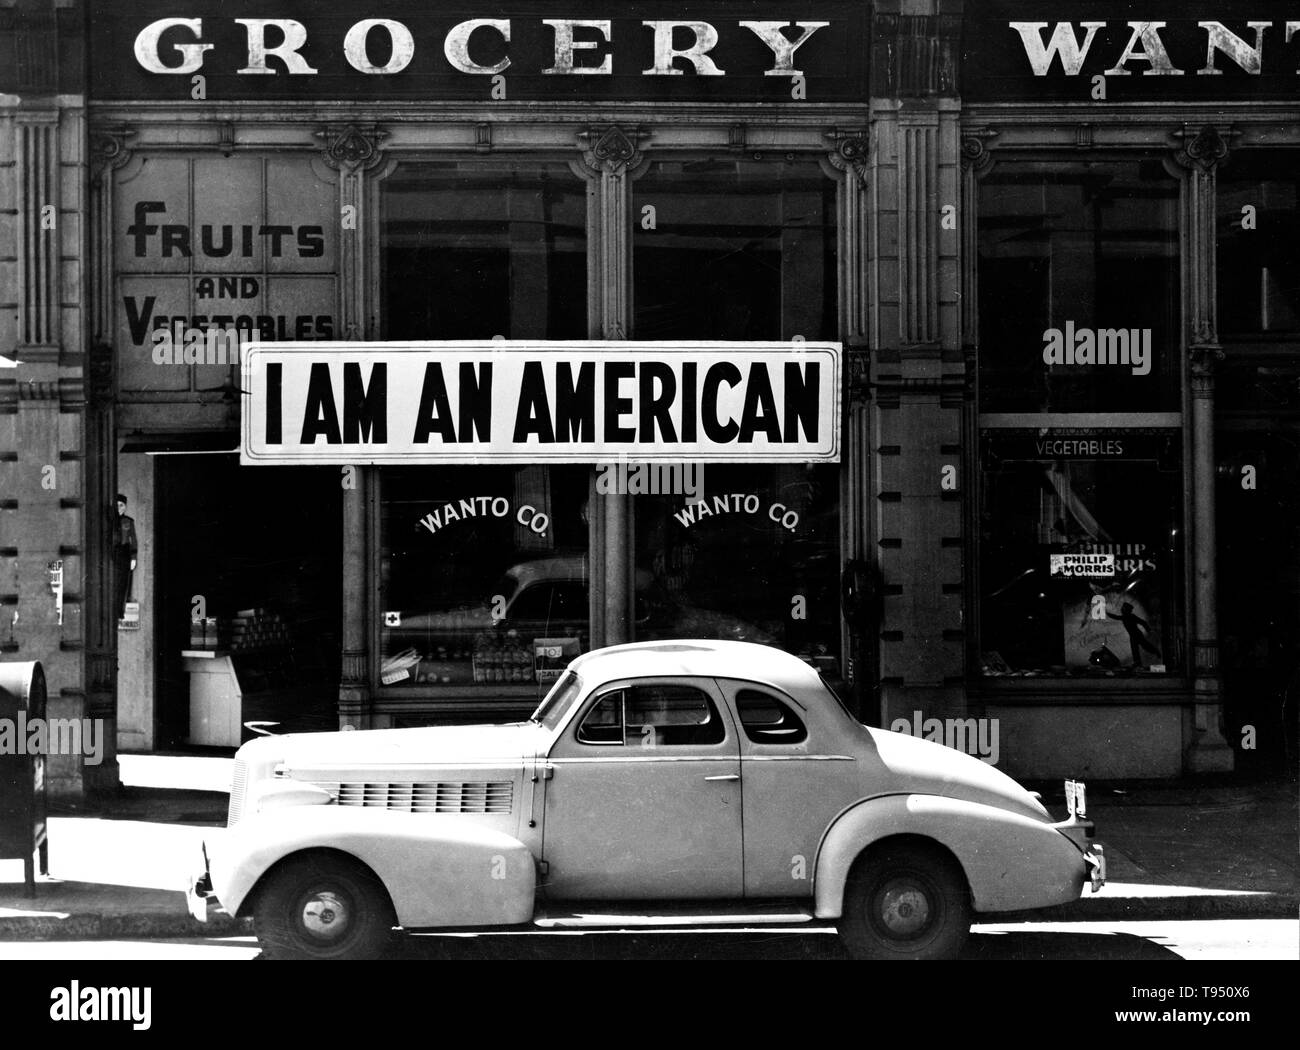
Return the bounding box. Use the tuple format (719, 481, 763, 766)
(572, 126, 649, 647)
(1171, 124, 1234, 773)
(867, 7, 967, 727)
(317, 124, 389, 728)
(2, 92, 96, 796)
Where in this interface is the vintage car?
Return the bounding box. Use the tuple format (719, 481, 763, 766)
(188, 640, 1105, 960)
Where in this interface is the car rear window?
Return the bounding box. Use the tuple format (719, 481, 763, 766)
(736, 689, 808, 744)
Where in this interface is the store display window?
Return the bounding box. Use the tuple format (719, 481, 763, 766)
(977, 430, 1184, 677)
(378, 466, 590, 688)
(632, 463, 840, 674)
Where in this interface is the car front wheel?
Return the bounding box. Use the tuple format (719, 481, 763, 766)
(837, 842, 971, 960)
(254, 853, 397, 960)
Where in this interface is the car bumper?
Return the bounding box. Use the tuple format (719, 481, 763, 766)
(1083, 844, 1106, 893)
(1050, 816, 1106, 894)
(186, 845, 226, 922)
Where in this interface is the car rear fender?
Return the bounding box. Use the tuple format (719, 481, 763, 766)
(211, 807, 536, 929)
(813, 794, 1085, 917)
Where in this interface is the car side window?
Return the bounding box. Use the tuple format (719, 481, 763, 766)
(736, 689, 807, 744)
(576, 684, 725, 747)
(575, 690, 623, 744)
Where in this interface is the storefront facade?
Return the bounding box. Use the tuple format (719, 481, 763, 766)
(3, 1, 1296, 796)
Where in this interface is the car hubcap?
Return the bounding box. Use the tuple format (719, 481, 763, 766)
(875, 879, 933, 938)
(301, 890, 351, 941)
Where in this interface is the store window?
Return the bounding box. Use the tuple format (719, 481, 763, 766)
(633, 157, 837, 341)
(977, 159, 1186, 678)
(377, 161, 590, 691)
(634, 464, 840, 673)
(977, 431, 1184, 677)
(1217, 149, 1300, 337)
(978, 159, 1180, 414)
(629, 158, 840, 671)
(378, 466, 590, 688)
(381, 161, 586, 340)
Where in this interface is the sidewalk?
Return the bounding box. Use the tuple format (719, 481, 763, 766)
(1, 757, 1296, 940)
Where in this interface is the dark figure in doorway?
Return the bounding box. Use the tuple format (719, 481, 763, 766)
(113, 493, 138, 619)
(1110, 602, 1160, 668)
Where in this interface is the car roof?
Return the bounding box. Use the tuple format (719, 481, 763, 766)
(569, 639, 825, 695)
(507, 556, 587, 588)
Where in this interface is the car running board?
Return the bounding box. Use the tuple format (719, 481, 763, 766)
(533, 903, 817, 929)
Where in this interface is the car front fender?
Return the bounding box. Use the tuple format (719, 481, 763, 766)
(209, 806, 536, 929)
(813, 794, 1085, 918)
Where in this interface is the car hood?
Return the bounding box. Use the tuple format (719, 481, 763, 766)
(241, 722, 545, 777)
(863, 726, 1051, 823)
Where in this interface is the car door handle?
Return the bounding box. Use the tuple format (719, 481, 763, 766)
(703, 774, 740, 782)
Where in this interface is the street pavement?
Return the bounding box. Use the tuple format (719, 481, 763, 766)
(1, 754, 1296, 957)
(0, 921, 1294, 960)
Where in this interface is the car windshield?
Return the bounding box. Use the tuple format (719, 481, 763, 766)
(530, 670, 583, 731)
(490, 572, 522, 605)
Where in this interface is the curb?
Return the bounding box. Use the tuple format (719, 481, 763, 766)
(990, 893, 1300, 924)
(0, 913, 252, 942)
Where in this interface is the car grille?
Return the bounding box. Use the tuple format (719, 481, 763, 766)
(332, 780, 514, 815)
(227, 759, 248, 826)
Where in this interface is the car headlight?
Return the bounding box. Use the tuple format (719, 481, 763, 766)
(248, 778, 335, 815)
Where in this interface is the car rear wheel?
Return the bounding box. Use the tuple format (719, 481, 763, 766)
(837, 842, 971, 960)
(254, 853, 397, 960)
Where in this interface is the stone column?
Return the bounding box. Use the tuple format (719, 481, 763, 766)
(573, 127, 649, 647)
(1172, 125, 1234, 773)
(1, 44, 93, 796)
(316, 125, 389, 729)
(823, 132, 873, 715)
(86, 125, 135, 776)
(867, 7, 966, 730)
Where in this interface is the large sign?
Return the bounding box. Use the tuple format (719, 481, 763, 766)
(965, 2, 1300, 101)
(114, 155, 337, 395)
(241, 342, 841, 465)
(90, 1, 868, 102)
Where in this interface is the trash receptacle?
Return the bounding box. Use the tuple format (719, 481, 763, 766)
(0, 661, 49, 897)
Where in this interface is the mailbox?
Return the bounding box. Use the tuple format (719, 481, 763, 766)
(0, 661, 49, 896)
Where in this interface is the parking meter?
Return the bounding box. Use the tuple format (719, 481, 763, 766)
(0, 661, 49, 896)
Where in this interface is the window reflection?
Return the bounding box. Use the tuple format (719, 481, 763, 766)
(378, 466, 590, 687)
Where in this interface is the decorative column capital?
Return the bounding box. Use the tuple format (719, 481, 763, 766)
(824, 129, 869, 184)
(89, 125, 137, 186)
(1190, 344, 1224, 398)
(960, 128, 999, 175)
(576, 125, 649, 177)
(1170, 123, 1236, 173)
(315, 124, 389, 174)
